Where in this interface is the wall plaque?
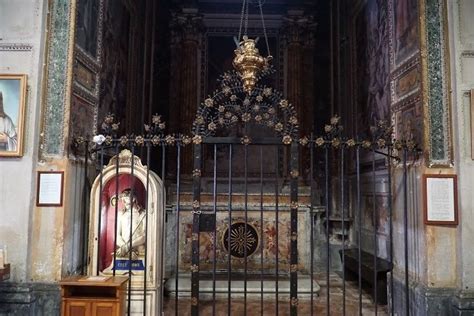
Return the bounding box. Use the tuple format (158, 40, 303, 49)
(423, 174, 458, 225)
(36, 171, 64, 207)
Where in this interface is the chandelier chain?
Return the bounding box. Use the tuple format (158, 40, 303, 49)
(238, 0, 247, 42)
(258, 0, 271, 57)
(244, 0, 249, 36)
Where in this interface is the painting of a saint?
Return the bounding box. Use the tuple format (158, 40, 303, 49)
(0, 75, 26, 157)
(0, 92, 17, 152)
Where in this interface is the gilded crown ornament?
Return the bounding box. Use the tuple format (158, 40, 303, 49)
(233, 36, 272, 94)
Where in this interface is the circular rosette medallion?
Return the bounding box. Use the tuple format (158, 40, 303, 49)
(223, 222, 259, 258)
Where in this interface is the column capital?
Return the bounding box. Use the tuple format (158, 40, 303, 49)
(281, 13, 317, 45)
(170, 10, 204, 44)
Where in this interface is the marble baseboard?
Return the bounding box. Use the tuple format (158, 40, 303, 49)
(451, 291, 474, 316)
(0, 282, 60, 316)
(165, 273, 320, 298)
(391, 277, 461, 316)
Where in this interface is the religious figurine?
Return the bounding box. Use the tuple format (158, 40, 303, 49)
(103, 188, 147, 273)
(115, 189, 146, 258)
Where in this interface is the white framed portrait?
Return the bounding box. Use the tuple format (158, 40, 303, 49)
(0, 74, 27, 157)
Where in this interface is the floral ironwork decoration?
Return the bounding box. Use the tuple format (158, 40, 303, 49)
(192, 68, 299, 138)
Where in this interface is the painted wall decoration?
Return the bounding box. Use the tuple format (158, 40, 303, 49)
(392, 63, 421, 103)
(76, 0, 100, 58)
(391, 0, 419, 68)
(352, 0, 390, 135)
(70, 95, 97, 141)
(73, 56, 98, 96)
(388, 0, 424, 158)
(176, 211, 314, 273)
(0, 74, 27, 157)
(395, 100, 423, 146)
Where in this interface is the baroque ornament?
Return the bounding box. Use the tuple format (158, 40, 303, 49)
(223, 222, 259, 258)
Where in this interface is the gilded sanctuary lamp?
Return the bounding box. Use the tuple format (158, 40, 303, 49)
(233, 36, 272, 94)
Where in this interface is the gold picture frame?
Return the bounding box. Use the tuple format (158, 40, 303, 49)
(0, 74, 27, 157)
(471, 89, 474, 160)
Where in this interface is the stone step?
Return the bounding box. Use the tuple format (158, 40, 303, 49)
(165, 273, 321, 298)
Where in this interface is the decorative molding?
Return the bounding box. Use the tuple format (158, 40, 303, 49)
(391, 94, 422, 112)
(0, 43, 33, 51)
(41, 0, 76, 157)
(390, 63, 421, 105)
(461, 51, 474, 58)
(390, 55, 421, 79)
(72, 82, 97, 104)
(419, 0, 453, 167)
(107, 149, 146, 169)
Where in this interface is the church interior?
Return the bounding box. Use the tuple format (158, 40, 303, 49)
(1, 0, 474, 315)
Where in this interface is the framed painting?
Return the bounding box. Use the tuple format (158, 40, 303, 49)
(423, 174, 458, 225)
(0, 74, 27, 157)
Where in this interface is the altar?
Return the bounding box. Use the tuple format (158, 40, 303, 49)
(164, 182, 323, 297)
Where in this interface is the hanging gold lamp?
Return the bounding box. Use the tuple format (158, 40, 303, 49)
(233, 36, 271, 94)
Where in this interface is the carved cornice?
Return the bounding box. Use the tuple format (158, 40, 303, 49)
(0, 43, 33, 51)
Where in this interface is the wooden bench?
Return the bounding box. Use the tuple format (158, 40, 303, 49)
(339, 248, 392, 305)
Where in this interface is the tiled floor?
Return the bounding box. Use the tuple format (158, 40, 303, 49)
(163, 273, 388, 315)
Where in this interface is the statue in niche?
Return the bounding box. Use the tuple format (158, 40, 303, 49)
(115, 189, 146, 258)
(103, 187, 147, 274)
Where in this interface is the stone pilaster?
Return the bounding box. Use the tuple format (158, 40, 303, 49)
(282, 12, 317, 182)
(169, 10, 203, 175)
(282, 12, 317, 137)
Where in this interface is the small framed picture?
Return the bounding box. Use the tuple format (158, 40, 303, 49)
(36, 171, 64, 207)
(423, 174, 458, 225)
(0, 74, 27, 157)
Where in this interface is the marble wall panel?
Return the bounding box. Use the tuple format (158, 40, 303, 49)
(175, 209, 314, 274)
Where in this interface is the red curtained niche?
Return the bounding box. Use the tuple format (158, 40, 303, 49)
(98, 174, 146, 271)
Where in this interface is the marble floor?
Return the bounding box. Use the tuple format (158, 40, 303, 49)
(163, 273, 388, 315)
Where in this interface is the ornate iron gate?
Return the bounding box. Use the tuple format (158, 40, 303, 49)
(188, 138, 300, 315)
(73, 108, 418, 316)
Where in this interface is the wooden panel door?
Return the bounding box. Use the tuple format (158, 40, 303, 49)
(64, 300, 91, 316)
(92, 301, 117, 316)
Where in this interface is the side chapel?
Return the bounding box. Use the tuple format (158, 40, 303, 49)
(0, 0, 473, 315)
